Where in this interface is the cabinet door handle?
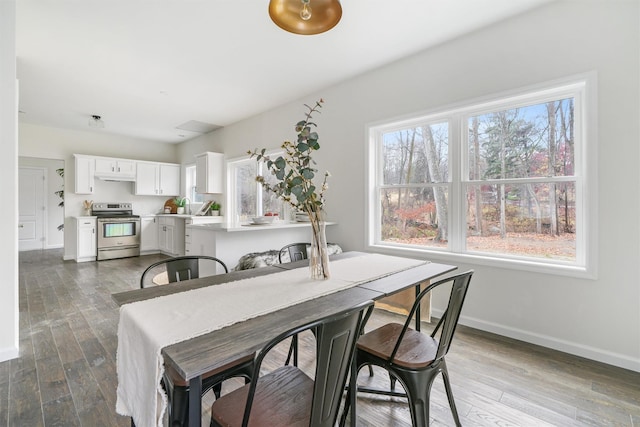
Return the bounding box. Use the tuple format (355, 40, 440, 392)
(18, 224, 23, 228)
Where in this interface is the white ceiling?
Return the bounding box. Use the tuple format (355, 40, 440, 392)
(16, 0, 552, 144)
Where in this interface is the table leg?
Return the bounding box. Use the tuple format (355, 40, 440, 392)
(415, 284, 421, 331)
(188, 376, 202, 427)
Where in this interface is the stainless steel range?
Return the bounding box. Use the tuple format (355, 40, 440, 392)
(92, 202, 141, 261)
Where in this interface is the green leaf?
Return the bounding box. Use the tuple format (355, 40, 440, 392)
(301, 168, 314, 180)
(297, 142, 309, 152)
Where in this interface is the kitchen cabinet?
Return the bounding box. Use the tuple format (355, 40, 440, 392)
(135, 162, 180, 196)
(158, 216, 185, 256)
(184, 216, 224, 256)
(195, 152, 224, 194)
(75, 216, 97, 262)
(94, 158, 136, 180)
(140, 215, 159, 253)
(74, 155, 95, 194)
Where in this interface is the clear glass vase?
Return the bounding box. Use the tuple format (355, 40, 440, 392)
(309, 219, 330, 280)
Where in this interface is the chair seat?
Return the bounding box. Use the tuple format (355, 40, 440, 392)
(164, 353, 255, 388)
(211, 365, 313, 427)
(357, 323, 438, 369)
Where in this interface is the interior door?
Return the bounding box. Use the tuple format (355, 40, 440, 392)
(19, 167, 45, 251)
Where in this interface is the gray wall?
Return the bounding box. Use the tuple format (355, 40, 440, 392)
(177, 1, 640, 371)
(0, 0, 18, 361)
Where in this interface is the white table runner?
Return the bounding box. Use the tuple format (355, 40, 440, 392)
(116, 253, 427, 427)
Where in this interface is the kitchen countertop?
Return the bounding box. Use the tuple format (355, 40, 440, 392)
(187, 221, 336, 232)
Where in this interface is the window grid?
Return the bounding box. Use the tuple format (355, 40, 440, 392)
(368, 78, 592, 275)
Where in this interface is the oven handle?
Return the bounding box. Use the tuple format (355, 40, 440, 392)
(97, 217, 140, 223)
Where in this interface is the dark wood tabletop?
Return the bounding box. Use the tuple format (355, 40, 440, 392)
(112, 252, 456, 427)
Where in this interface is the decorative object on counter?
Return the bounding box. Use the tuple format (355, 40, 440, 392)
(194, 200, 212, 216)
(174, 197, 187, 214)
(82, 199, 93, 216)
(164, 198, 178, 214)
(248, 99, 331, 280)
(250, 216, 275, 225)
(210, 201, 221, 216)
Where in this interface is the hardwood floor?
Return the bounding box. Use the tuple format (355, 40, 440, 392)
(2, 249, 639, 426)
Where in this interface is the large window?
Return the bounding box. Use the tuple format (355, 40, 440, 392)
(368, 78, 595, 276)
(228, 156, 284, 223)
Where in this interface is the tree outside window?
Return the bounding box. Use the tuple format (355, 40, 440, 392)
(370, 78, 591, 273)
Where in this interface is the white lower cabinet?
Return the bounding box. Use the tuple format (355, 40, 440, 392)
(158, 216, 185, 256)
(75, 217, 97, 262)
(140, 215, 159, 253)
(184, 217, 224, 256)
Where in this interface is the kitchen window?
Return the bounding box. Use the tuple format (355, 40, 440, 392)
(185, 165, 204, 203)
(227, 156, 284, 223)
(367, 76, 596, 277)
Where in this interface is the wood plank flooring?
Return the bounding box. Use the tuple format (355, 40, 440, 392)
(1, 249, 639, 426)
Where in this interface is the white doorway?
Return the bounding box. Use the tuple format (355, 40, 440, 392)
(19, 167, 46, 251)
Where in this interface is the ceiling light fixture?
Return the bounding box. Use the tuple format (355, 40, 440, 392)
(89, 114, 105, 129)
(269, 0, 342, 35)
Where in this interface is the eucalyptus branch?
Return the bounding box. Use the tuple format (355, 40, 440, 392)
(248, 99, 329, 217)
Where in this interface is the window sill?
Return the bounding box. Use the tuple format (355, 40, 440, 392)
(366, 243, 596, 280)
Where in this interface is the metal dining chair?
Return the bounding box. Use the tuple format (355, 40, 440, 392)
(139, 255, 228, 288)
(137, 255, 254, 427)
(342, 270, 474, 427)
(210, 300, 374, 427)
(278, 242, 309, 263)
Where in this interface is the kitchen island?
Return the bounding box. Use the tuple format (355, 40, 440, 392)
(185, 221, 336, 270)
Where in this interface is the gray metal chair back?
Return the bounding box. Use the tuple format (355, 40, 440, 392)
(211, 300, 374, 427)
(139, 255, 228, 288)
(278, 242, 308, 263)
(344, 270, 473, 427)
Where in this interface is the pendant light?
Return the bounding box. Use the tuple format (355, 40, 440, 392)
(269, 0, 342, 35)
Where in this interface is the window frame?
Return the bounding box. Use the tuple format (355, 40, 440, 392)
(184, 164, 204, 204)
(226, 153, 285, 225)
(366, 74, 597, 279)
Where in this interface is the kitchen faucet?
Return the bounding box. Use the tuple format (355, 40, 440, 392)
(183, 198, 192, 215)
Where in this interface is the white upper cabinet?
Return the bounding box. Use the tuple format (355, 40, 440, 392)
(195, 152, 224, 194)
(135, 161, 180, 196)
(94, 157, 136, 180)
(158, 163, 180, 196)
(74, 154, 95, 194)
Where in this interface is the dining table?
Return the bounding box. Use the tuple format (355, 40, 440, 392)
(112, 251, 457, 427)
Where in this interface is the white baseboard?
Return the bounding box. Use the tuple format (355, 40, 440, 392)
(0, 346, 19, 363)
(431, 309, 640, 373)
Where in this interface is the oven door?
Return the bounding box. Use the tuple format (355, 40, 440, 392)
(97, 217, 141, 260)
